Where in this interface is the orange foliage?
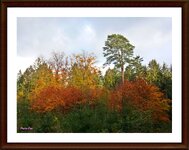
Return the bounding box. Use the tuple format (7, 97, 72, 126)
(30, 76, 170, 123)
(109, 90, 123, 112)
(30, 86, 60, 112)
(30, 86, 83, 112)
(109, 79, 170, 122)
(30, 85, 106, 113)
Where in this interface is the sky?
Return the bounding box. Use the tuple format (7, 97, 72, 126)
(17, 17, 172, 74)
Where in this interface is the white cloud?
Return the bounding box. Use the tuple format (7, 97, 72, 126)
(84, 25, 96, 37)
(17, 17, 172, 73)
(124, 19, 172, 65)
(74, 24, 97, 51)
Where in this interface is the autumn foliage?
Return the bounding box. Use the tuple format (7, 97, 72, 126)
(30, 86, 81, 112)
(30, 85, 107, 113)
(109, 79, 170, 122)
(30, 77, 170, 124)
(17, 51, 172, 133)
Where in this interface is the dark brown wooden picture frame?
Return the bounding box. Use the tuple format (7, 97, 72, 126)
(1, 0, 188, 149)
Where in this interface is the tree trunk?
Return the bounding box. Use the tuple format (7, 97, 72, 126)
(121, 65, 124, 84)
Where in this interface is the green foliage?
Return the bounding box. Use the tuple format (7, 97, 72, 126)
(103, 34, 134, 67)
(125, 56, 146, 81)
(17, 99, 33, 132)
(103, 68, 121, 89)
(159, 63, 172, 99)
(18, 98, 171, 133)
(121, 102, 154, 132)
(145, 60, 172, 119)
(121, 102, 171, 133)
(17, 99, 61, 133)
(17, 65, 35, 99)
(103, 34, 135, 83)
(146, 59, 161, 85)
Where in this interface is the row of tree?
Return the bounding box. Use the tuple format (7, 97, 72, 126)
(17, 34, 172, 132)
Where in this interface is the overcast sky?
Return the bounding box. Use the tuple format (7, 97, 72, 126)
(17, 17, 172, 74)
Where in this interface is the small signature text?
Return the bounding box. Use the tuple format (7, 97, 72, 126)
(20, 127, 33, 131)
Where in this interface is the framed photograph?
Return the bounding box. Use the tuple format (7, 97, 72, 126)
(1, 0, 188, 149)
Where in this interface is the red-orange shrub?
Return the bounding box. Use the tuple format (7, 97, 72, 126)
(109, 79, 170, 122)
(109, 90, 123, 112)
(30, 85, 107, 113)
(30, 86, 83, 112)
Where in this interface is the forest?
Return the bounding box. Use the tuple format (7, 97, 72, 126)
(17, 34, 172, 133)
